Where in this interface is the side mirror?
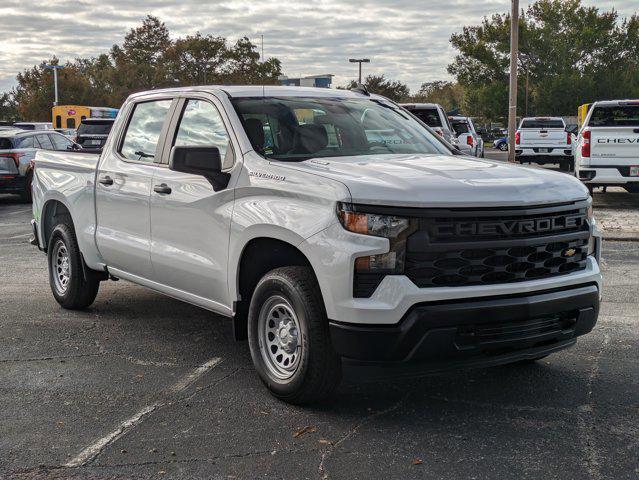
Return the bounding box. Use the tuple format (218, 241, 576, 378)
(169, 145, 231, 191)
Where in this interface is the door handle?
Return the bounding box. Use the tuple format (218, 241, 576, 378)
(153, 183, 172, 194)
(98, 175, 113, 186)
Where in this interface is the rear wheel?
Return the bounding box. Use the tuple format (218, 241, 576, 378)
(48, 223, 100, 309)
(498, 142, 508, 151)
(624, 184, 639, 194)
(247, 266, 341, 404)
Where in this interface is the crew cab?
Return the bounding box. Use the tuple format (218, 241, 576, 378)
(516, 117, 574, 171)
(400, 102, 458, 147)
(31, 86, 602, 404)
(575, 100, 639, 193)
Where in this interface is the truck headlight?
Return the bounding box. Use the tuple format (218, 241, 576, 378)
(337, 203, 417, 274)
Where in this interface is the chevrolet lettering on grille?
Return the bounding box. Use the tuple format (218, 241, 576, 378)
(431, 214, 585, 238)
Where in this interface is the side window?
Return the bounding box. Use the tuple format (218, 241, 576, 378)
(174, 99, 234, 169)
(18, 136, 34, 148)
(66, 118, 76, 128)
(120, 100, 172, 162)
(36, 134, 54, 150)
(50, 134, 72, 150)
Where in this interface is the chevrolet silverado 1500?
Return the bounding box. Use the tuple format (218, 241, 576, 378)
(575, 99, 639, 193)
(516, 117, 574, 171)
(31, 86, 603, 404)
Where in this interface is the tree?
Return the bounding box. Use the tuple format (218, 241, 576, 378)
(448, 0, 639, 120)
(344, 75, 410, 102)
(0, 92, 18, 121)
(412, 81, 465, 111)
(4, 16, 284, 120)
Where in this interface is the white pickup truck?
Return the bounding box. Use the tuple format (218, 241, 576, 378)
(575, 100, 639, 193)
(516, 117, 574, 171)
(31, 86, 602, 404)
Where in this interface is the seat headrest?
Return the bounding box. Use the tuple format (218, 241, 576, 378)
(294, 124, 328, 154)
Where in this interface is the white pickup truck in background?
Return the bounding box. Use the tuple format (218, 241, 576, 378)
(575, 100, 639, 193)
(31, 86, 603, 404)
(516, 117, 574, 171)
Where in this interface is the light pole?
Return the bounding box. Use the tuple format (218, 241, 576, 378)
(349, 58, 370, 84)
(507, 0, 519, 163)
(44, 65, 64, 106)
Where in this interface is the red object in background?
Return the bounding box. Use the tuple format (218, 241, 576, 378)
(515, 131, 521, 145)
(581, 130, 591, 157)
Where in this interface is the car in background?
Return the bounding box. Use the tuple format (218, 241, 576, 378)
(516, 117, 574, 171)
(75, 118, 115, 151)
(449, 116, 484, 157)
(400, 103, 457, 147)
(13, 122, 53, 131)
(575, 99, 639, 193)
(0, 129, 79, 202)
(493, 137, 509, 151)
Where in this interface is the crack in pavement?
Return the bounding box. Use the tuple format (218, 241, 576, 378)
(318, 392, 410, 480)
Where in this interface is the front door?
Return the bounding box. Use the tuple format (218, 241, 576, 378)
(149, 97, 238, 312)
(95, 98, 174, 280)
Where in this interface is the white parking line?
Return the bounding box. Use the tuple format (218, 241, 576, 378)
(64, 357, 222, 468)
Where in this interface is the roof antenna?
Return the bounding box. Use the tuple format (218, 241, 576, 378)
(350, 84, 370, 96)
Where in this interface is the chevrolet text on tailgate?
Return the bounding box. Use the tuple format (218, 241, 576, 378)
(575, 99, 639, 193)
(31, 86, 603, 404)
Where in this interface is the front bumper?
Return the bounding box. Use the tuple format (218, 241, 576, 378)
(331, 283, 599, 376)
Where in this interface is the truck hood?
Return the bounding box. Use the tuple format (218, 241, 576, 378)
(279, 153, 589, 207)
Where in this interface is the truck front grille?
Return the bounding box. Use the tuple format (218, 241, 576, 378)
(353, 201, 591, 297)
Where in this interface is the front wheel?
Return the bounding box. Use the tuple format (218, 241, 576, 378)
(19, 171, 33, 203)
(48, 223, 100, 309)
(247, 266, 342, 405)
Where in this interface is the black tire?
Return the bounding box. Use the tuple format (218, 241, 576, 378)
(47, 223, 100, 309)
(19, 171, 33, 203)
(560, 160, 570, 172)
(247, 266, 342, 405)
(498, 143, 508, 151)
(624, 184, 639, 194)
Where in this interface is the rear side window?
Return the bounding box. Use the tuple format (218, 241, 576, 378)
(407, 108, 442, 127)
(520, 119, 565, 129)
(589, 106, 639, 127)
(0, 137, 14, 149)
(173, 99, 234, 168)
(18, 136, 34, 148)
(120, 100, 172, 162)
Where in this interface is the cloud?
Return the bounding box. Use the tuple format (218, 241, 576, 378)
(0, 0, 636, 94)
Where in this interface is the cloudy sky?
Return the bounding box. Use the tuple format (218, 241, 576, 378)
(0, 0, 635, 94)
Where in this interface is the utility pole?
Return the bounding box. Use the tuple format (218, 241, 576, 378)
(507, 0, 519, 163)
(261, 34, 264, 60)
(349, 58, 370, 84)
(44, 64, 64, 106)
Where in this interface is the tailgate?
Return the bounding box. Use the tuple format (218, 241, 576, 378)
(590, 127, 639, 161)
(520, 129, 566, 146)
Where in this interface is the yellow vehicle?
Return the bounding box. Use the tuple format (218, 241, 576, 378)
(577, 103, 592, 128)
(52, 105, 118, 130)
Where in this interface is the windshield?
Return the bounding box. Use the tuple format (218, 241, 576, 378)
(520, 119, 565, 129)
(589, 105, 639, 127)
(231, 97, 450, 161)
(78, 121, 113, 135)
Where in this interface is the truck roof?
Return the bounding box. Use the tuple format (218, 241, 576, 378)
(591, 99, 639, 107)
(520, 116, 563, 121)
(128, 85, 376, 100)
(399, 103, 440, 109)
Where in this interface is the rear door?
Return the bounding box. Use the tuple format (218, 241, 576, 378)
(148, 95, 238, 311)
(95, 98, 175, 280)
(587, 104, 639, 164)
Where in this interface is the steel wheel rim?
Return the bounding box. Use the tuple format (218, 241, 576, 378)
(258, 295, 302, 380)
(52, 240, 70, 295)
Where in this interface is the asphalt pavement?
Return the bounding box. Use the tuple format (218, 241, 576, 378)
(1, 163, 638, 479)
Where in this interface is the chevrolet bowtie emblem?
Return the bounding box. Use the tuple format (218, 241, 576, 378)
(563, 248, 577, 258)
